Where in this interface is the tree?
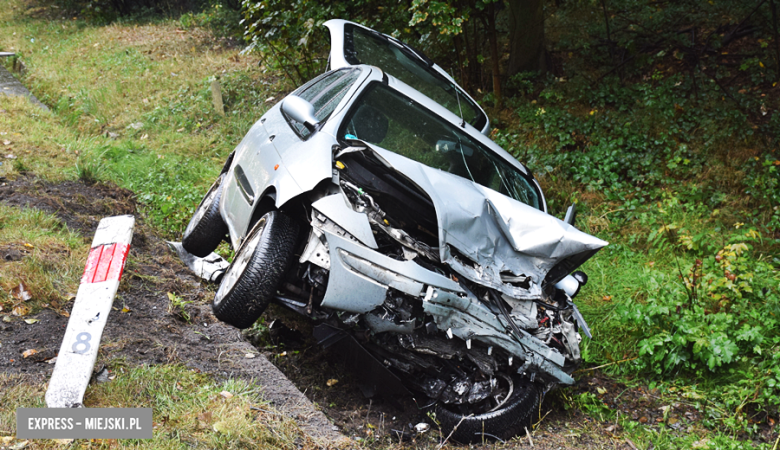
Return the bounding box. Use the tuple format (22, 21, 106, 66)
(411, 0, 547, 109)
(506, 0, 546, 75)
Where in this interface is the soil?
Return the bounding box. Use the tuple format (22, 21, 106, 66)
(2, 176, 773, 449)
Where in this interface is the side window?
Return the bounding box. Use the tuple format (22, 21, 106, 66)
(287, 68, 361, 138)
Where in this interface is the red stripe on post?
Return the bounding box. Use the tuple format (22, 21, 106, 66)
(106, 243, 130, 283)
(92, 243, 116, 283)
(81, 245, 104, 284)
(80, 243, 131, 284)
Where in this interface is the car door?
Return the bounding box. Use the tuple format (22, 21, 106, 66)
(324, 19, 490, 135)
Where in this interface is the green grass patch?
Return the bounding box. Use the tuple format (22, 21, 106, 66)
(0, 364, 315, 449)
(0, 205, 87, 315)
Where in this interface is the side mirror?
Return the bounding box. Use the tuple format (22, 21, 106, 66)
(282, 95, 319, 132)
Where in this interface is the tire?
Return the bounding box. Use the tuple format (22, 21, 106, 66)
(212, 210, 299, 329)
(436, 378, 540, 443)
(182, 174, 228, 258)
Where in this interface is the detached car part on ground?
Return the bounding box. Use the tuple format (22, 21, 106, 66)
(180, 20, 607, 443)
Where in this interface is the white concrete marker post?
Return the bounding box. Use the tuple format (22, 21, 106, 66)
(46, 215, 135, 408)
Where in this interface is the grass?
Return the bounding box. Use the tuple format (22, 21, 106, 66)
(0, 364, 317, 449)
(0, 0, 287, 237)
(0, 205, 87, 315)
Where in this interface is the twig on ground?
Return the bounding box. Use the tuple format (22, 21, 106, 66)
(438, 414, 471, 449)
(574, 357, 638, 373)
(532, 410, 551, 431)
(525, 426, 534, 447)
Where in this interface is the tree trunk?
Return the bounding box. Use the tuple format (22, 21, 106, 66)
(506, 0, 547, 76)
(487, 2, 503, 108)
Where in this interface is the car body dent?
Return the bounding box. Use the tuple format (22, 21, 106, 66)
(321, 230, 463, 313)
(311, 194, 377, 249)
(363, 144, 607, 292)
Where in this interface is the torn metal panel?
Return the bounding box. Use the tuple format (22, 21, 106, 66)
(312, 194, 378, 249)
(422, 287, 574, 385)
(299, 229, 331, 269)
(365, 145, 607, 291)
(364, 312, 415, 334)
(321, 230, 463, 313)
(167, 241, 229, 283)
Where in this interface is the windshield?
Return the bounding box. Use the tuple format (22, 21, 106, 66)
(339, 82, 541, 210)
(343, 24, 486, 131)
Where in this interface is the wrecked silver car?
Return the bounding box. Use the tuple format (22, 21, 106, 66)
(180, 20, 607, 442)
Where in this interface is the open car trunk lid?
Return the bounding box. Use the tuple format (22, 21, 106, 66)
(324, 19, 490, 134)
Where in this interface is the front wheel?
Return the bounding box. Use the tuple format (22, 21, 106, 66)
(212, 210, 299, 329)
(182, 174, 228, 257)
(435, 377, 540, 443)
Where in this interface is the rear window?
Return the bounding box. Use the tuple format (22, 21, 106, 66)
(343, 24, 486, 131)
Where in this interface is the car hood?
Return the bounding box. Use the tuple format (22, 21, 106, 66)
(366, 145, 608, 299)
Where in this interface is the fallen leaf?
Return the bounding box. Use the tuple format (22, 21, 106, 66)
(244, 353, 256, 358)
(3, 140, 11, 145)
(9, 440, 29, 450)
(121, 306, 131, 313)
(596, 387, 607, 395)
(197, 411, 212, 423)
(12, 305, 30, 316)
(605, 424, 617, 432)
(638, 416, 648, 423)
(692, 438, 711, 449)
(53, 439, 74, 445)
(23, 243, 33, 249)
(24, 318, 39, 324)
(326, 379, 339, 387)
(213, 421, 229, 432)
(47, 356, 57, 365)
(668, 417, 678, 425)
(1, 436, 13, 444)
(11, 282, 32, 301)
(2, 315, 12, 322)
(176, 127, 185, 132)
(6, 154, 16, 159)
(265, 96, 275, 103)
(220, 391, 233, 399)
(140, 134, 148, 140)
(59, 311, 70, 318)
(22, 349, 38, 358)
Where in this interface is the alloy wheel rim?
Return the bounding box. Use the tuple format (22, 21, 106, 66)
(214, 218, 267, 306)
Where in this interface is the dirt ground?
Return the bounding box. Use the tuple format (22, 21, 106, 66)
(0, 176, 726, 449)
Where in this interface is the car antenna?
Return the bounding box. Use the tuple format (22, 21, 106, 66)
(450, 69, 466, 128)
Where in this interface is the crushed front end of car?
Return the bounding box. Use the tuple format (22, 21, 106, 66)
(300, 141, 607, 390)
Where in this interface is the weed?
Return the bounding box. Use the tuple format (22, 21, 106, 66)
(167, 291, 193, 323)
